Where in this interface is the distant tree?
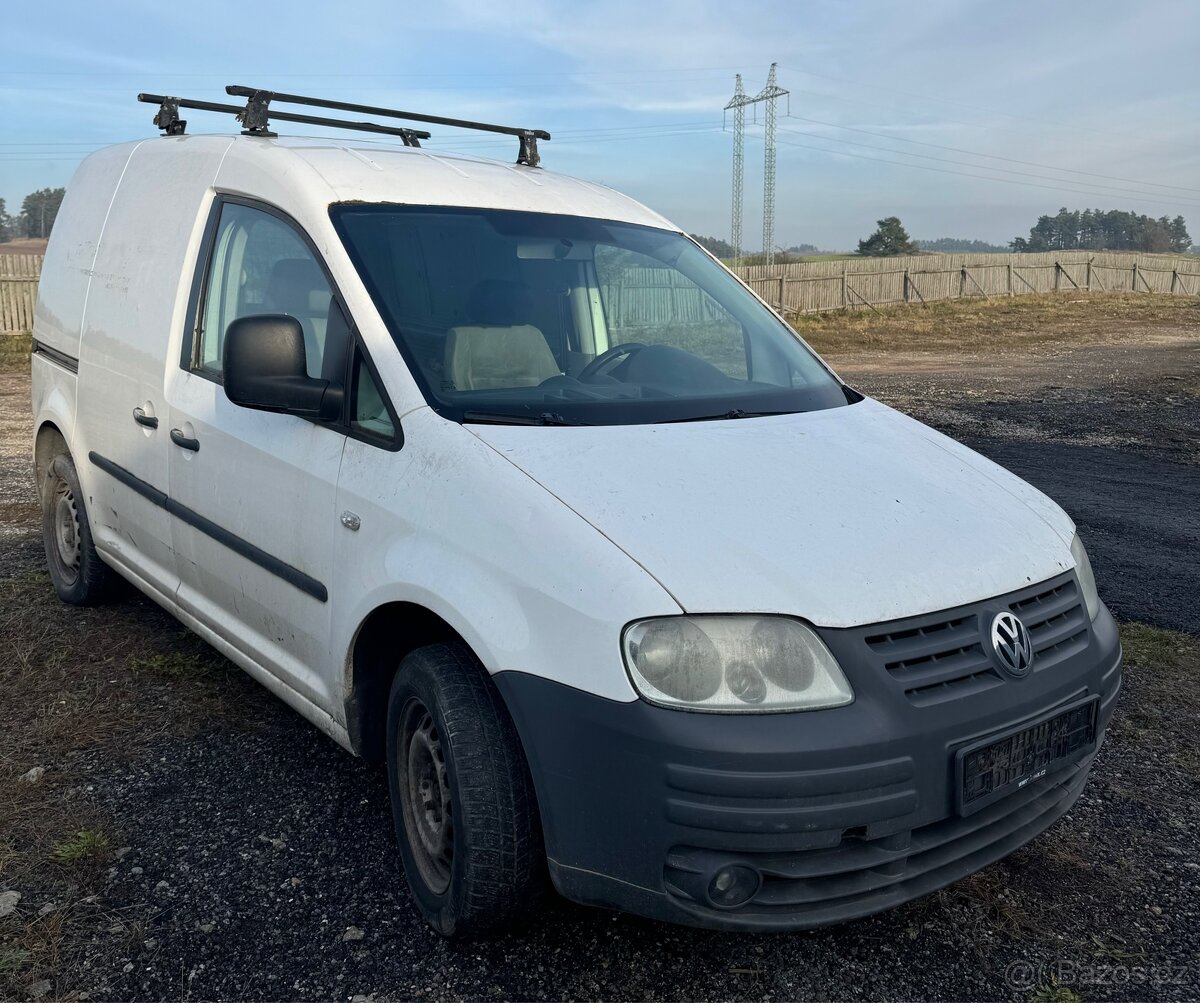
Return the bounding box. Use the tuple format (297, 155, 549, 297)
(856, 217, 918, 257)
(785, 243, 821, 255)
(18, 188, 66, 239)
(690, 234, 737, 258)
(917, 237, 1008, 253)
(1011, 208, 1191, 253)
(0, 198, 11, 242)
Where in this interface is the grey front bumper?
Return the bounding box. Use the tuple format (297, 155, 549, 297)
(495, 578, 1122, 931)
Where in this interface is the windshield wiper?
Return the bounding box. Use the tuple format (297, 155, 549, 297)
(662, 408, 799, 423)
(462, 411, 591, 426)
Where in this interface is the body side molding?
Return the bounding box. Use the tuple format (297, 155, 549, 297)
(87, 451, 328, 602)
(31, 339, 80, 374)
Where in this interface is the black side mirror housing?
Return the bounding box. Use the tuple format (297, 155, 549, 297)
(222, 315, 342, 421)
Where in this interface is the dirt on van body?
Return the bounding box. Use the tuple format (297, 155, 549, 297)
(1, 295, 1198, 1002)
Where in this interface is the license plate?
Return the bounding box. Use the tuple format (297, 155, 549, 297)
(956, 696, 1099, 815)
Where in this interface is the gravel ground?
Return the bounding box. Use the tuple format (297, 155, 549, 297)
(2, 313, 1198, 1001)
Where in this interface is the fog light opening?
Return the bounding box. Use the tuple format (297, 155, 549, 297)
(706, 864, 761, 909)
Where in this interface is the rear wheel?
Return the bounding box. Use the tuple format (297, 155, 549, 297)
(386, 642, 546, 937)
(41, 451, 123, 605)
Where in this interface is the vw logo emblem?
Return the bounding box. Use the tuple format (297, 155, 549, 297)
(991, 611, 1035, 677)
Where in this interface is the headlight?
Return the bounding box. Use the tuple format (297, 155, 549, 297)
(1070, 532, 1101, 621)
(622, 615, 853, 712)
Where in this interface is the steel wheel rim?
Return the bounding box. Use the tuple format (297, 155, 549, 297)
(398, 700, 453, 894)
(52, 479, 81, 581)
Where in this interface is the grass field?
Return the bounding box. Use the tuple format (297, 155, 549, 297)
(792, 291, 1200, 355)
(0, 239, 48, 257)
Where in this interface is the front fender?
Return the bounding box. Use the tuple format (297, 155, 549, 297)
(331, 408, 682, 707)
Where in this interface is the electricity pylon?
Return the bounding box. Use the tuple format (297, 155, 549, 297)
(724, 75, 749, 268)
(756, 63, 789, 267)
(725, 65, 789, 267)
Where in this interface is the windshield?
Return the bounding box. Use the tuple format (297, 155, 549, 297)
(332, 205, 853, 425)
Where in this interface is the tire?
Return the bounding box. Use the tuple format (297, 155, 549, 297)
(386, 642, 546, 937)
(40, 450, 123, 606)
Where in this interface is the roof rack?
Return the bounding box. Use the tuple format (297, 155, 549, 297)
(137, 86, 552, 167)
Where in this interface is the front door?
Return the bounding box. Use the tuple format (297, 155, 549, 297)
(165, 198, 350, 710)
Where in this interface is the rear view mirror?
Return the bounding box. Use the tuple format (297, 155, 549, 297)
(222, 315, 343, 420)
(516, 238, 593, 261)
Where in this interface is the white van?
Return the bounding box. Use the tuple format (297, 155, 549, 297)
(31, 89, 1121, 936)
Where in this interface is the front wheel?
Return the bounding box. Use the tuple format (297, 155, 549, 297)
(386, 642, 546, 937)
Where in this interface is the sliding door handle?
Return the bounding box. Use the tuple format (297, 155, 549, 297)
(169, 428, 200, 452)
(132, 406, 159, 429)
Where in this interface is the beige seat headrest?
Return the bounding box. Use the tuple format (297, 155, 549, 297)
(445, 325, 561, 391)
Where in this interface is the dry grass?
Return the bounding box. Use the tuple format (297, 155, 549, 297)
(0, 562, 276, 997)
(1112, 623, 1200, 777)
(0, 238, 48, 257)
(0, 334, 31, 374)
(791, 292, 1200, 356)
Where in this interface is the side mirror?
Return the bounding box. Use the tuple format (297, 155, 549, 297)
(222, 315, 342, 420)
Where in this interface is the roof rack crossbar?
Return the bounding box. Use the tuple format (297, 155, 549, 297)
(226, 85, 550, 167)
(137, 93, 430, 146)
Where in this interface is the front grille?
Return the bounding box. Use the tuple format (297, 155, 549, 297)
(863, 572, 1088, 706)
(663, 759, 1091, 923)
(1009, 579, 1089, 668)
(866, 616, 1000, 706)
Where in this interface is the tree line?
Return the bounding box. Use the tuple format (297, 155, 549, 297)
(0, 188, 66, 242)
(1010, 208, 1191, 253)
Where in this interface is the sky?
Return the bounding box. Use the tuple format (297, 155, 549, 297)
(2, 0, 1199, 251)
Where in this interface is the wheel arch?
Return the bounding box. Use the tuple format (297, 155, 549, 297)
(34, 420, 69, 485)
(346, 601, 478, 762)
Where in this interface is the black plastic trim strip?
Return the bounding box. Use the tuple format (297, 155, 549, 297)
(87, 451, 328, 603)
(31, 339, 79, 374)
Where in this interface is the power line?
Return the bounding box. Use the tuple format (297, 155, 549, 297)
(779, 112, 1200, 196)
(776, 64, 1168, 149)
(775, 123, 1200, 207)
(772, 133, 1199, 211)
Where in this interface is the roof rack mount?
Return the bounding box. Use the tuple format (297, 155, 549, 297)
(137, 86, 551, 166)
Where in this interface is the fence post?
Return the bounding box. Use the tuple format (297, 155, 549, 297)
(1132, 261, 1138, 291)
(778, 275, 786, 313)
(1007, 263, 1013, 296)
(958, 268, 966, 299)
(1171, 269, 1178, 295)
(1054, 262, 1061, 292)
(841, 266, 848, 309)
(903, 269, 910, 304)
(1086, 258, 1092, 292)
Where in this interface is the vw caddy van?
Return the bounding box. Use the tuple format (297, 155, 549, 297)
(30, 89, 1121, 937)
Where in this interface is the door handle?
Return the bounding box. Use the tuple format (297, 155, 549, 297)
(132, 406, 159, 429)
(170, 428, 200, 452)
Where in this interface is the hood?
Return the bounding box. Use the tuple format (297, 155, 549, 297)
(468, 398, 1076, 627)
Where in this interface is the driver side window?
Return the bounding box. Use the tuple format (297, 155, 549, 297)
(198, 202, 346, 382)
(593, 245, 747, 379)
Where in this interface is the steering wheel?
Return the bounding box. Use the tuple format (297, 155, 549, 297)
(579, 342, 646, 381)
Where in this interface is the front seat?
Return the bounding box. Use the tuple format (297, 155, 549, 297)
(266, 258, 331, 377)
(445, 280, 560, 391)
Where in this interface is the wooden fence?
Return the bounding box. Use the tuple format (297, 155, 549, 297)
(733, 250, 1200, 315)
(0, 255, 41, 334)
(3, 249, 1199, 337)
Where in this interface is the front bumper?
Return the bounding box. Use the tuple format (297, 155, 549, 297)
(494, 578, 1122, 931)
